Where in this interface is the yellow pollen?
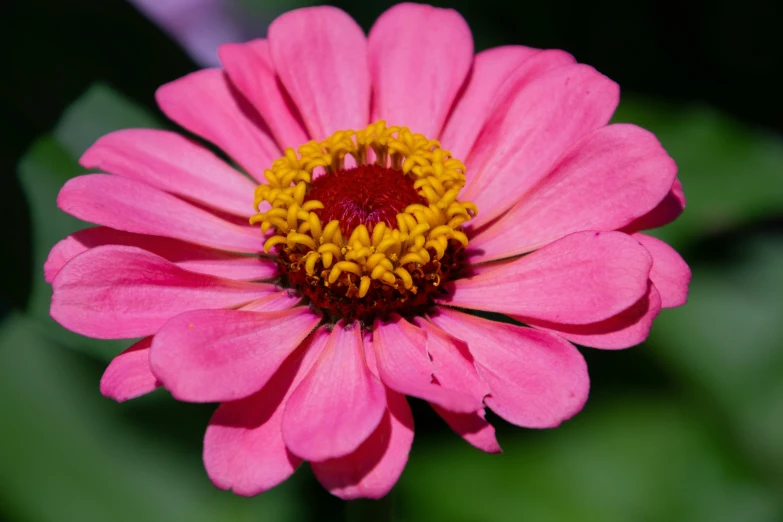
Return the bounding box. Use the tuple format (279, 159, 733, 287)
(251, 120, 477, 308)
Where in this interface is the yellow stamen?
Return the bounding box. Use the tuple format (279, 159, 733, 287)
(251, 120, 477, 299)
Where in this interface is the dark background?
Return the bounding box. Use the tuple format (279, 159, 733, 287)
(2, 1, 782, 521)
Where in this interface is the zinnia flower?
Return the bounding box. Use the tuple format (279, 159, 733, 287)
(46, 3, 690, 500)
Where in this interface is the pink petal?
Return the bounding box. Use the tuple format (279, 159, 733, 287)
(57, 174, 262, 254)
(218, 39, 309, 149)
(311, 389, 414, 500)
(239, 292, 300, 313)
(205, 386, 301, 497)
(445, 48, 576, 177)
(372, 316, 482, 414)
(447, 231, 652, 325)
(80, 129, 256, 216)
(469, 124, 678, 262)
(431, 406, 501, 454)
(462, 64, 619, 228)
(461, 258, 517, 278)
(414, 318, 489, 401)
(204, 328, 327, 496)
(100, 337, 160, 402)
(155, 69, 280, 181)
(530, 283, 662, 350)
(51, 246, 278, 339)
(440, 45, 543, 160)
(486, 49, 578, 111)
(368, 3, 473, 137)
(44, 227, 276, 283)
(362, 329, 380, 378)
(282, 323, 386, 461)
(633, 233, 691, 308)
(150, 307, 320, 402)
(625, 178, 686, 231)
(415, 319, 500, 453)
(268, 7, 369, 140)
(428, 308, 589, 428)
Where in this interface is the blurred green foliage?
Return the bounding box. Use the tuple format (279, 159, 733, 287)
(4, 16, 783, 522)
(612, 101, 783, 249)
(0, 314, 303, 522)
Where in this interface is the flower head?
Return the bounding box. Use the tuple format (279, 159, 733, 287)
(47, 3, 690, 500)
(252, 121, 475, 322)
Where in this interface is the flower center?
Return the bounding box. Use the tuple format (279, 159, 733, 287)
(251, 121, 477, 323)
(305, 165, 428, 235)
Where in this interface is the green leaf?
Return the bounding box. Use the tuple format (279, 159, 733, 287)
(0, 314, 301, 522)
(397, 398, 782, 522)
(18, 137, 126, 360)
(19, 84, 164, 361)
(649, 233, 783, 478)
(54, 83, 164, 157)
(613, 98, 783, 247)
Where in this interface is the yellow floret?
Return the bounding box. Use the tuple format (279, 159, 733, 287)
(250, 120, 477, 296)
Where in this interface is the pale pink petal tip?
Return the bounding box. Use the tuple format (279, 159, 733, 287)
(282, 323, 387, 462)
(100, 337, 160, 402)
(312, 390, 414, 500)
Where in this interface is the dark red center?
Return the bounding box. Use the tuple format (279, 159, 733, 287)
(304, 165, 427, 234)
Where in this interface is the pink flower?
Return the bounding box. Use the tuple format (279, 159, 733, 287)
(46, 3, 690, 500)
